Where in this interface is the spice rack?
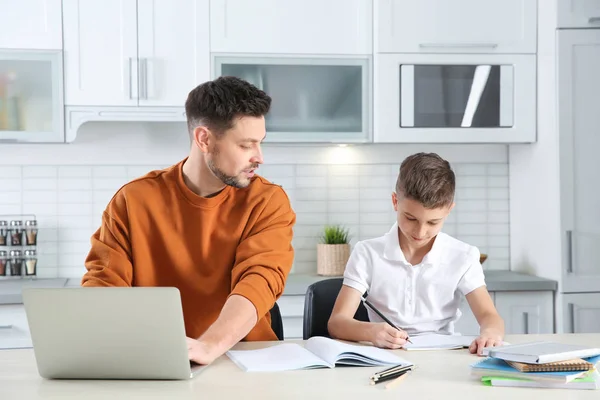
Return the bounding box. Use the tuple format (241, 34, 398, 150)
(0, 214, 38, 280)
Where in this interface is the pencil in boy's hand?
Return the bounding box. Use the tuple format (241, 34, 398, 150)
(361, 295, 413, 344)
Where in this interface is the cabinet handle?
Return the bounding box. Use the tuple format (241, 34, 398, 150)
(566, 230, 573, 273)
(0, 324, 13, 329)
(568, 303, 576, 333)
(419, 43, 498, 49)
(522, 312, 529, 334)
(140, 58, 148, 100)
(589, 17, 600, 24)
(128, 57, 134, 99)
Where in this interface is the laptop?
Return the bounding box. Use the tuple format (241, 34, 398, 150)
(22, 287, 205, 380)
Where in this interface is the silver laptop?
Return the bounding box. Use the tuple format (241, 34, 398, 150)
(22, 287, 205, 380)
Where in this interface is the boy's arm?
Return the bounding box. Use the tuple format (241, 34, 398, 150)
(328, 286, 408, 348)
(328, 243, 407, 348)
(465, 286, 505, 355)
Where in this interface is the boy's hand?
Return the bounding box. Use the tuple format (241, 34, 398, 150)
(368, 322, 408, 349)
(469, 333, 503, 356)
(186, 337, 221, 365)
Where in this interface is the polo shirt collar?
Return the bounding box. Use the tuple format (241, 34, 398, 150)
(383, 222, 444, 266)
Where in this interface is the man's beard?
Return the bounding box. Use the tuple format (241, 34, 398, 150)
(207, 158, 248, 189)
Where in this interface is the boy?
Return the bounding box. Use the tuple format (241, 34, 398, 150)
(328, 152, 504, 356)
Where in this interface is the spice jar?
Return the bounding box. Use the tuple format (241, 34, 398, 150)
(0, 220, 8, 246)
(24, 249, 37, 276)
(25, 220, 38, 246)
(0, 250, 8, 276)
(9, 249, 23, 277)
(10, 220, 23, 246)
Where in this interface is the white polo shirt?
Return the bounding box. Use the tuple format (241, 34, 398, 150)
(343, 223, 486, 335)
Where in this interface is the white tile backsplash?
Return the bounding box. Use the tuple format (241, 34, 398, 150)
(0, 160, 510, 280)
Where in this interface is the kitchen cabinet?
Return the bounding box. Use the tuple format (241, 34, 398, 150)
(214, 56, 371, 143)
(210, 0, 372, 55)
(494, 291, 554, 334)
(558, 29, 600, 294)
(277, 295, 304, 339)
(0, 50, 65, 143)
(63, 0, 210, 107)
(0, 304, 32, 349)
(377, 0, 537, 54)
(557, 0, 600, 28)
(0, 0, 62, 50)
(563, 293, 600, 333)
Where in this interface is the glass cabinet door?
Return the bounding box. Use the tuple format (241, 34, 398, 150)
(0, 50, 64, 143)
(400, 64, 513, 128)
(214, 57, 370, 142)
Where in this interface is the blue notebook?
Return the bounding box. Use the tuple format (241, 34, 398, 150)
(470, 357, 598, 383)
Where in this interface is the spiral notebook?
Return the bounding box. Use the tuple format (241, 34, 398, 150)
(507, 358, 595, 372)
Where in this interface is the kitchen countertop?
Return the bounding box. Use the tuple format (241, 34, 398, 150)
(0, 270, 558, 305)
(282, 270, 558, 296)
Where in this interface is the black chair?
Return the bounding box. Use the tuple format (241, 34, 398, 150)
(302, 278, 369, 340)
(269, 302, 284, 340)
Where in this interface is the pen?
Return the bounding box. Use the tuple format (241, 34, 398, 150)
(385, 370, 411, 389)
(361, 296, 413, 344)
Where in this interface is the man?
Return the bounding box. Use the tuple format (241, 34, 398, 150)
(82, 76, 296, 365)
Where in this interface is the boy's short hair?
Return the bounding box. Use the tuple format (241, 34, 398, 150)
(184, 76, 272, 139)
(395, 152, 455, 209)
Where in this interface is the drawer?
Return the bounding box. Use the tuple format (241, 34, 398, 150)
(0, 304, 32, 349)
(282, 316, 303, 340)
(277, 295, 305, 318)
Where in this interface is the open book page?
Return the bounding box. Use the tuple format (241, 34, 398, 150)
(226, 343, 331, 372)
(402, 334, 478, 350)
(305, 336, 413, 367)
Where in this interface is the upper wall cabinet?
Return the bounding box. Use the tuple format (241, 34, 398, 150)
(557, 0, 600, 28)
(0, 0, 62, 50)
(377, 0, 537, 54)
(210, 0, 372, 55)
(63, 0, 210, 107)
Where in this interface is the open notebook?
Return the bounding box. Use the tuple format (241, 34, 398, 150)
(402, 334, 478, 350)
(226, 336, 413, 372)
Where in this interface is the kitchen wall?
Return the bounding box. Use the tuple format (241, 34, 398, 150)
(0, 122, 510, 280)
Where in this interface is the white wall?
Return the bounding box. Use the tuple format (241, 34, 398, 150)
(0, 122, 510, 281)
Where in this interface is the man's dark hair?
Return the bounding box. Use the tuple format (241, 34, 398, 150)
(185, 76, 271, 138)
(395, 152, 455, 209)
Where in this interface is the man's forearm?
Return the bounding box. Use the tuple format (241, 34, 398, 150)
(197, 294, 258, 357)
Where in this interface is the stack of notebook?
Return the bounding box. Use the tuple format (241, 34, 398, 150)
(470, 342, 600, 390)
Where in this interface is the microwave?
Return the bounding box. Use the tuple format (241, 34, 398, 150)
(375, 53, 536, 143)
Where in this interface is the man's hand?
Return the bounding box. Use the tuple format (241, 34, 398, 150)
(187, 337, 220, 365)
(469, 333, 503, 356)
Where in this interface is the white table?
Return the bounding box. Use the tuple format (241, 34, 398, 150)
(1, 334, 599, 400)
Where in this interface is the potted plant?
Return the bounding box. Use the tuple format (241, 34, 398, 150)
(317, 225, 351, 276)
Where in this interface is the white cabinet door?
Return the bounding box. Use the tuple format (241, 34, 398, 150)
(0, 0, 62, 49)
(377, 0, 537, 54)
(278, 295, 305, 339)
(494, 292, 554, 334)
(210, 0, 372, 55)
(137, 0, 210, 107)
(557, 0, 600, 28)
(564, 293, 600, 333)
(63, 0, 138, 106)
(558, 30, 600, 293)
(0, 305, 32, 349)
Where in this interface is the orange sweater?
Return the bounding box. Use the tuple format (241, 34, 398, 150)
(81, 159, 296, 341)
